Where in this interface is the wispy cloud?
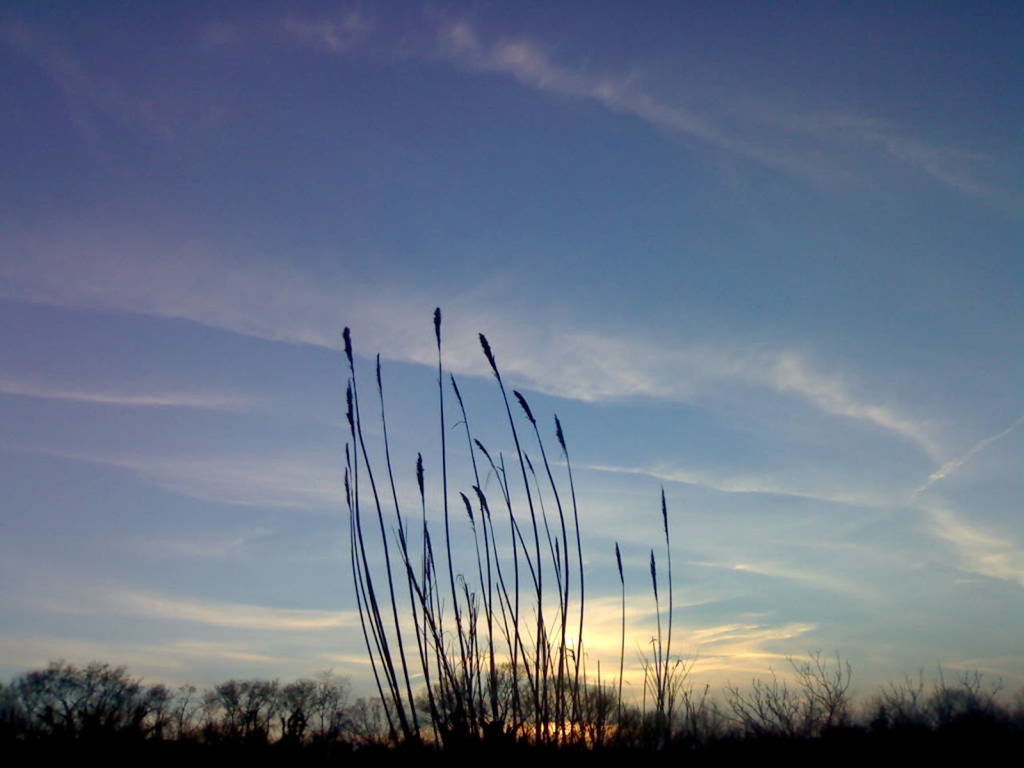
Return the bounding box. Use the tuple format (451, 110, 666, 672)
(459, 328, 939, 460)
(584, 460, 902, 510)
(199, 6, 373, 54)
(824, 113, 1014, 206)
(131, 528, 275, 560)
(692, 559, 877, 602)
(907, 412, 1024, 586)
(0, 231, 940, 461)
(109, 589, 356, 631)
(766, 354, 940, 461)
(0, 633, 287, 678)
(47, 449, 346, 510)
(281, 9, 371, 53)
(1, 572, 369, 683)
(724, 100, 1014, 205)
(9, 10, 1013, 204)
(576, 593, 819, 687)
(678, 621, 820, 681)
(429, 19, 1012, 202)
(1, 20, 129, 153)
(914, 415, 1024, 496)
(0, 19, 221, 149)
(0, 377, 249, 411)
(434, 21, 837, 182)
(924, 503, 1024, 587)
(42, 586, 356, 631)
(194, 10, 1005, 197)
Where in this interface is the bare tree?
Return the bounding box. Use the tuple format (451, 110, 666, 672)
(868, 671, 929, 731)
(276, 673, 351, 744)
(202, 678, 280, 744)
(306, 671, 352, 744)
(726, 651, 852, 738)
(345, 696, 390, 746)
(171, 684, 201, 740)
(868, 668, 1004, 732)
(5, 660, 170, 741)
(791, 650, 853, 731)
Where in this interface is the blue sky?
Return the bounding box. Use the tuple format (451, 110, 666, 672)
(1, 1, 1022, 699)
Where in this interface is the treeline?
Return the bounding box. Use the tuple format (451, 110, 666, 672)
(2, 658, 1023, 763)
(0, 660, 384, 755)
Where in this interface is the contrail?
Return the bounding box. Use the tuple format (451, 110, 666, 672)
(914, 415, 1024, 497)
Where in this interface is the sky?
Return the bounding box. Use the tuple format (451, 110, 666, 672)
(1, 1, 1022, 702)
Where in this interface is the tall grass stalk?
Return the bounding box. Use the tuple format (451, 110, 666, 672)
(556, 414, 586, 727)
(480, 333, 549, 740)
(343, 331, 415, 742)
(342, 310, 686, 749)
(615, 541, 625, 728)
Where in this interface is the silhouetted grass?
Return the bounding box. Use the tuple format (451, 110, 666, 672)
(342, 315, 619, 747)
(6, 313, 1022, 762)
(336, 311, 1024, 755)
(342, 310, 659, 748)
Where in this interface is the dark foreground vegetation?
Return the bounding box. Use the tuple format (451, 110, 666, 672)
(2, 659, 1023, 765)
(8, 312, 1020, 763)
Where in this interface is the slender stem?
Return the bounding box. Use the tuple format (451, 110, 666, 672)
(376, 354, 421, 739)
(343, 329, 412, 741)
(480, 334, 546, 740)
(662, 488, 673, 735)
(615, 542, 625, 730)
(556, 415, 586, 730)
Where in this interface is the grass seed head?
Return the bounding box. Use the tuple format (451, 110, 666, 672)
(479, 333, 499, 378)
(416, 453, 425, 498)
(514, 390, 536, 425)
(342, 327, 353, 365)
(650, 550, 659, 599)
(472, 485, 490, 515)
(450, 374, 465, 406)
(474, 439, 492, 463)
